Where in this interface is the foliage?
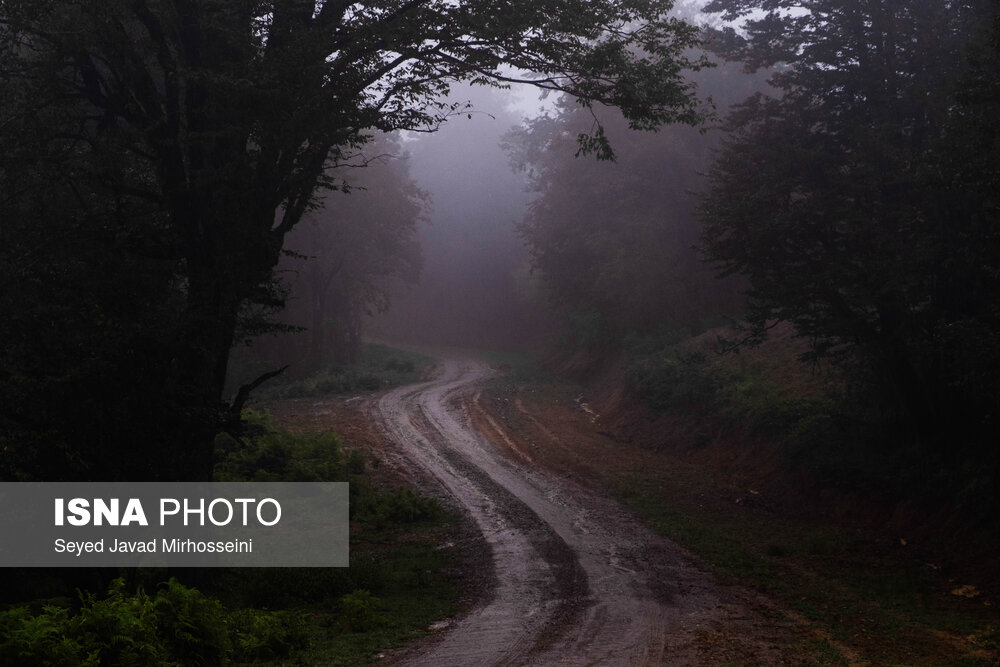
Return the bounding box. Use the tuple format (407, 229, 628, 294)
(0, 605, 85, 667)
(146, 578, 229, 665)
(0, 26, 183, 480)
(239, 343, 433, 402)
(226, 608, 310, 663)
(626, 332, 723, 411)
(263, 133, 427, 368)
(214, 408, 357, 484)
(698, 0, 1000, 452)
(505, 55, 762, 349)
(0, 0, 710, 481)
(627, 328, 844, 462)
(719, 369, 840, 461)
(0, 577, 307, 666)
(4, 403, 460, 664)
(353, 487, 443, 528)
(215, 406, 448, 528)
(210, 413, 462, 663)
(337, 590, 388, 634)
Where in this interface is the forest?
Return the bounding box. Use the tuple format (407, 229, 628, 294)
(1, 0, 999, 663)
(509, 0, 1000, 504)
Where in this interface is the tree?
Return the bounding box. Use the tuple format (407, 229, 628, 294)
(257, 132, 425, 371)
(505, 58, 761, 349)
(1, 0, 709, 480)
(0, 14, 185, 480)
(698, 0, 999, 446)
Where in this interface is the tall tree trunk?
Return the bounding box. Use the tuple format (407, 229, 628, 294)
(161, 198, 282, 481)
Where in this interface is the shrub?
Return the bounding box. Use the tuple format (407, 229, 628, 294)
(356, 374, 382, 391)
(151, 579, 229, 666)
(243, 344, 432, 400)
(68, 580, 165, 666)
(627, 347, 721, 411)
(0, 605, 86, 667)
(214, 409, 347, 483)
(0, 578, 311, 666)
(383, 357, 414, 373)
(227, 608, 310, 662)
(337, 590, 388, 633)
(354, 487, 443, 527)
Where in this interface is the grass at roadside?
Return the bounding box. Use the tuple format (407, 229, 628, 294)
(481, 354, 1000, 666)
(217, 521, 462, 666)
(214, 408, 466, 665)
(613, 470, 999, 665)
(242, 343, 435, 401)
(0, 400, 465, 666)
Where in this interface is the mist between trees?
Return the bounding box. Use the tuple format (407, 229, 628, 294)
(0, 0, 705, 482)
(501, 0, 1000, 515)
(2, 0, 999, 511)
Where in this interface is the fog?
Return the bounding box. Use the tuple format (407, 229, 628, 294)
(2, 2, 997, 661)
(368, 84, 553, 351)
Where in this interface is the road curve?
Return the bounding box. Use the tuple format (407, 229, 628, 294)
(370, 356, 739, 666)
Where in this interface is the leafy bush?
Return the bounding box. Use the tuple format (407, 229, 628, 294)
(245, 344, 432, 400)
(627, 331, 849, 469)
(627, 345, 722, 411)
(214, 409, 348, 482)
(60, 579, 166, 667)
(149, 578, 229, 665)
(353, 487, 443, 528)
(0, 578, 312, 666)
(356, 374, 382, 391)
(208, 407, 460, 661)
(227, 608, 310, 662)
(0, 605, 85, 667)
(337, 590, 388, 633)
(720, 368, 840, 452)
(383, 357, 415, 373)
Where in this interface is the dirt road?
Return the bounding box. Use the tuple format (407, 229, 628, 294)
(369, 356, 795, 666)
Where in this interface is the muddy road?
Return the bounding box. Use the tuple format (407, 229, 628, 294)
(369, 356, 796, 666)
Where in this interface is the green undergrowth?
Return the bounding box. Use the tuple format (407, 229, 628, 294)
(625, 328, 1000, 517)
(486, 341, 999, 664)
(569, 330, 1000, 664)
(626, 329, 844, 457)
(0, 577, 311, 666)
(612, 469, 999, 665)
(252, 344, 434, 401)
(215, 409, 462, 665)
(1, 411, 462, 665)
(476, 348, 565, 386)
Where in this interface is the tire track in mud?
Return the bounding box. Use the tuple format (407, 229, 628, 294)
(370, 357, 753, 665)
(374, 358, 582, 665)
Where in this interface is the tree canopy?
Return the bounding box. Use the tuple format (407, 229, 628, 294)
(506, 58, 764, 349)
(249, 132, 425, 374)
(699, 0, 1000, 447)
(0, 0, 709, 480)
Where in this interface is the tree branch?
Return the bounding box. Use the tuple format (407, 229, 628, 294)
(229, 365, 290, 418)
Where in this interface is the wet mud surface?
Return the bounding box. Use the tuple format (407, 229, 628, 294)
(364, 356, 807, 666)
(268, 353, 999, 664)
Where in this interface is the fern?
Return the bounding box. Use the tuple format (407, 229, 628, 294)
(0, 577, 310, 665)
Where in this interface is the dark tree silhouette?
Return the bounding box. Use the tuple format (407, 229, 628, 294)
(1, 0, 709, 479)
(699, 0, 1000, 448)
(506, 59, 762, 348)
(265, 132, 425, 370)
